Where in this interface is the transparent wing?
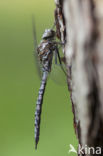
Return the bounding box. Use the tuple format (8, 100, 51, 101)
(50, 48, 67, 86)
(32, 16, 42, 78)
(51, 63, 67, 86)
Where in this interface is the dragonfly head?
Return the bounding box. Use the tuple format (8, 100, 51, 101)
(42, 29, 56, 40)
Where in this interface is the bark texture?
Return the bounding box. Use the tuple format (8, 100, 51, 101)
(54, 0, 103, 155)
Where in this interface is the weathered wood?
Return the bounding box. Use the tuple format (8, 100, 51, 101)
(54, 0, 103, 155)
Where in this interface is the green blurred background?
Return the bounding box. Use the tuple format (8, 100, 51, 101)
(0, 0, 77, 155)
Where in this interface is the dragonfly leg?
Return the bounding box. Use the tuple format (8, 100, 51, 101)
(55, 47, 62, 65)
(51, 21, 56, 29)
(53, 41, 65, 46)
(55, 47, 67, 75)
(54, 51, 57, 64)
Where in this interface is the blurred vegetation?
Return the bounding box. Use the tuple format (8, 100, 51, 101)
(0, 0, 77, 156)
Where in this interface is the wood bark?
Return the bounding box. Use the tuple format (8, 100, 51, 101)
(54, 0, 103, 155)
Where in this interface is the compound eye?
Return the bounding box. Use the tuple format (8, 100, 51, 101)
(42, 29, 55, 39)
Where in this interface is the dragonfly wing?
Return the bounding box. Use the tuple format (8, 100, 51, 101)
(50, 53, 67, 85)
(32, 16, 42, 78)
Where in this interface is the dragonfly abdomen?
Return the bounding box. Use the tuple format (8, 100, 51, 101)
(35, 71, 48, 149)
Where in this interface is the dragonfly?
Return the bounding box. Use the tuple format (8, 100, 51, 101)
(32, 19, 66, 149)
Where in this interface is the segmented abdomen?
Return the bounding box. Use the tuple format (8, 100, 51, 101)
(35, 40, 53, 149)
(35, 71, 48, 149)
